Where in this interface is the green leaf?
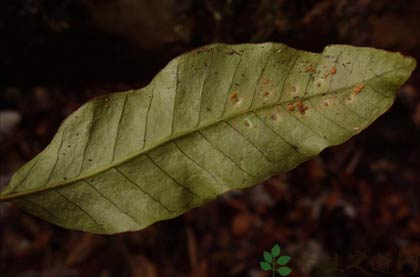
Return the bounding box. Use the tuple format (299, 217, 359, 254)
(260, 261, 272, 271)
(0, 43, 416, 234)
(263, 251, 273, 263)
(277, 256, 291, 266)
(271, 244, 281, 257)
(278, 267, 292, 276)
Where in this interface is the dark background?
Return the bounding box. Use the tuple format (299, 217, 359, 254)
(0, 0, 419, 276)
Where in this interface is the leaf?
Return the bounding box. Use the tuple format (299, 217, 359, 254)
(271, 244, 281, 257)
(277, 256, 291, 266)
(278, 267, 292, 276)
(263, 251, 273, 263)
(260, 261, 272, 271)
(0, 43, 416, 234)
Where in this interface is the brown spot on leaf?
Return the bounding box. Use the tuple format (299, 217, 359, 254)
(304, 65, 316, 73)
(230, 92, 239, 102)
(296, 100, 309, 114)
(353, 83, 365, 95)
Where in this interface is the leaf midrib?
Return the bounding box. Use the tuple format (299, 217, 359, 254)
(0, 64, 409, 201)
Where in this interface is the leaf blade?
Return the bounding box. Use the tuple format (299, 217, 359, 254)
(260, 261, 272, 271)
(271, 244, 281, 257)
(263, 251, 273, 263)
(278, 266, 292, 276)
(277, 256, 291, 266)
(0, 43, 416, 234)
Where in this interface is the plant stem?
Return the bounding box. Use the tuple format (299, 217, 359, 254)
(272, 257, 275, 277)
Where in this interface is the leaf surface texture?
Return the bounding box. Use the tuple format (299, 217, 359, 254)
(0, 43, 416, 234)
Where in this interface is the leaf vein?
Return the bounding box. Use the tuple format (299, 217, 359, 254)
(111, 93, 128, 162)
(223, 120, 276, 163)
(19, 198, 61, 222)
(196, 49, 214, 127)
(252, 111, 304, 156)
(113, 167, 174, 213)
(54, 190, 105, 232)
(249, 45, 275, 108)
(145, 154, 202, 199)
(172, 141, 227, 189)
(79, 106, 96, 175)
(221, 54, 243, 117)
(83, 180, 142, 226)
(276, 54, 299, 103)
(11, 159, 38, 192)
(197, 131, 257, 178)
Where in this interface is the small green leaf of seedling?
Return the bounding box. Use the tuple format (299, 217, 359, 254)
(271, 244, 281, 257)
(277, 256, 291, 266)
(263, 251, 273, 263)
(260, 261, 272, 271)
(278, 266, 292, 276)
